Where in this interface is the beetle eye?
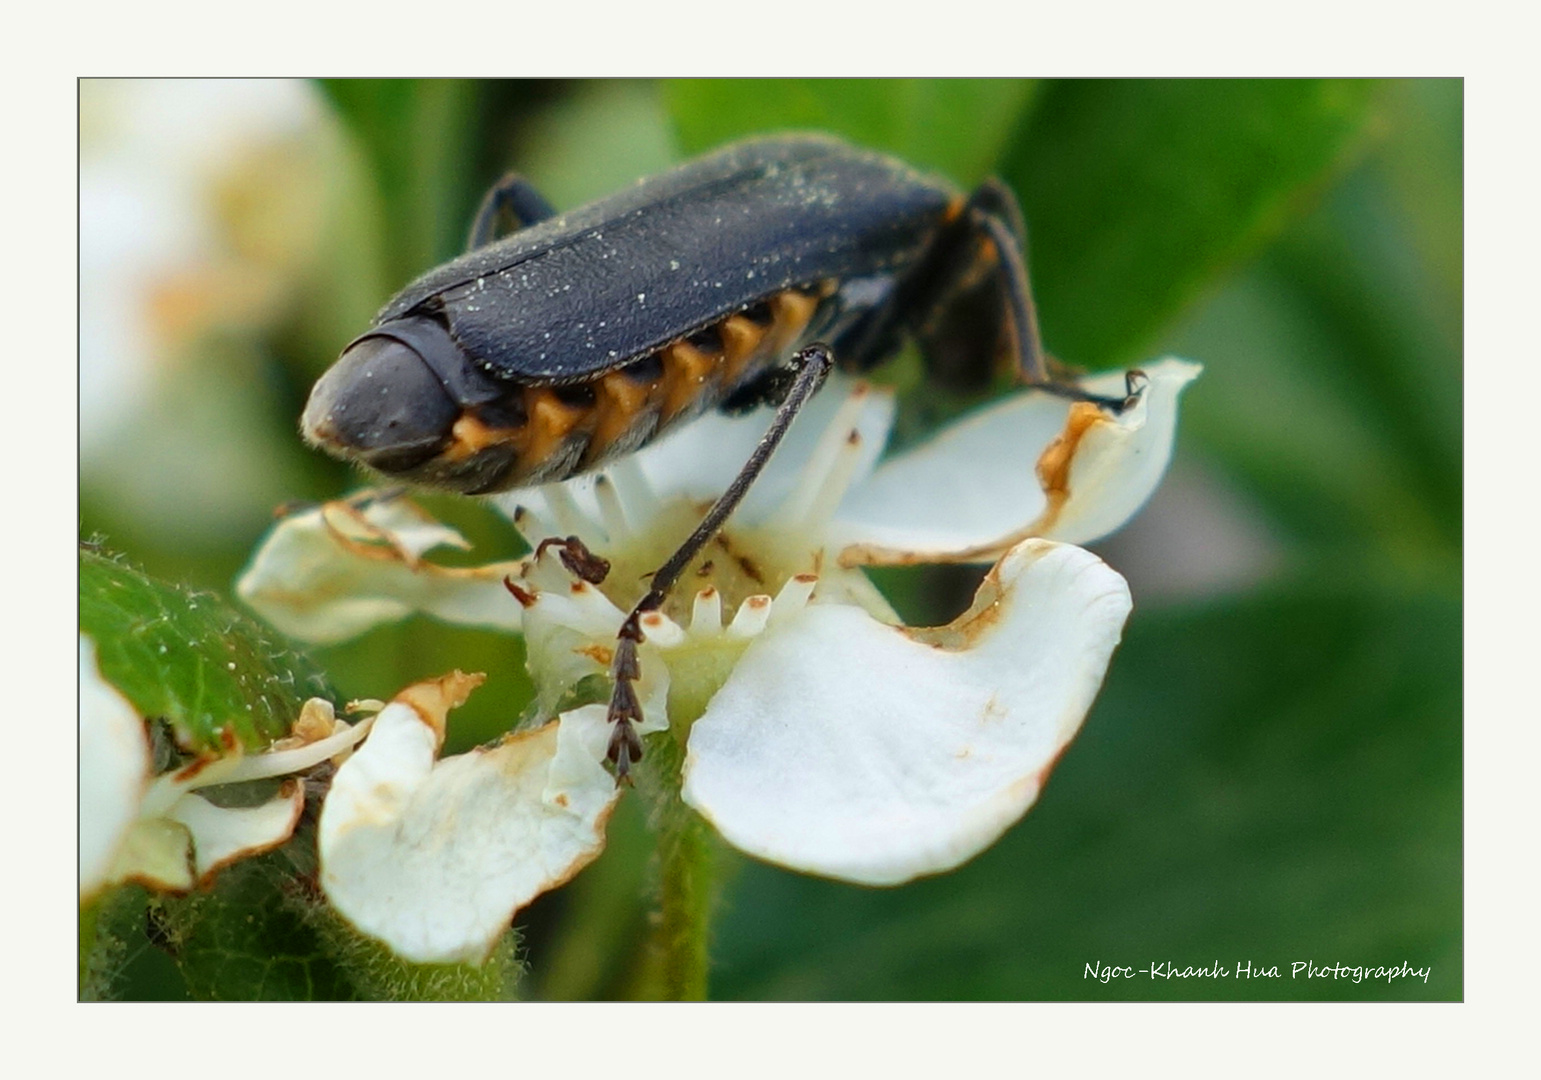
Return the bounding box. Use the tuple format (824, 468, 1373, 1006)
(303, 334, 459, 473)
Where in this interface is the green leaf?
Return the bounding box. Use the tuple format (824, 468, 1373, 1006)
(666, 79, 1037, 185)
(1162, 80, 1461, 569)
(708, 586, 1461, 1000)
(318, 79, 483, 285)
(1003, 78, 1378, 369)
(147, 855, 359, 1001)
(96, 838, 521, 1001)
(80, 549, 331, 752)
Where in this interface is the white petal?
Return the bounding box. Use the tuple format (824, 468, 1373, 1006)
(109, 818, 194, 892)
(829, 359, 1202, 564)
(79, 635, 151, 901)
(237, 497, 525, 644)
(640, 374, 896, 520)
(319, 675, 619, 964)
(681, 539, 1131, 885)
(515, 576, 628, 714)
(166, 782, 305, 884)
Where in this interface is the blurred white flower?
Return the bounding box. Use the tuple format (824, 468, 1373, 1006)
(80, 79, 331, 540)
(241, 361, 1199, 962)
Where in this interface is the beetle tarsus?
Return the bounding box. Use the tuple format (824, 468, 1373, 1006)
(605, 614, 648, 779)
(960, 180, 1146, 416)
(1025, 373, 1148, 415)
(535, 535, 611, 584)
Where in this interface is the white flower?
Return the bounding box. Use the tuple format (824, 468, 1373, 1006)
(240, 359, 1200, 962)
(78, 634, 371, 901)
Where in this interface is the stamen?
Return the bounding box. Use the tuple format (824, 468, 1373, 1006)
(768, 574, 818, 626)
(531, 586, 626, 638)
(772, 382, 874, 529)
(510, 504, 559, 548)
(541, 484, 590, 539)
(604, 457, 656, 530)
(593, 475, 629, 539)
(691, 586, 723, 634)
(727, 594, 773, 639)
(213, 714, 376, 784)
(638, 610, 686, 647)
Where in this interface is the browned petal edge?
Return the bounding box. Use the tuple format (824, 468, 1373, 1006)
(195, 780, 307, 889)
(836, 400, 1111, 569)
(464, 805, 620, 966)
(1033, 400, 1105, 532)
(170, 727, 242, 782)
(539, 791, 619, 885)
(113, 819, 196, 894)
(316, 497, 525, 583)
(319, 498, 434, 567)
(899, 538, 1057, 652)
(1032, 739, 1076, 792)
(394, 670, 487, 747)
(461, 720, 623, 962)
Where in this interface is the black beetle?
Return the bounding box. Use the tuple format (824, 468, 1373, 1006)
(302, 134, 1137, 775)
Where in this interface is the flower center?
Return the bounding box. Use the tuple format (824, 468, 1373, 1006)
(594, 503, 817, 625)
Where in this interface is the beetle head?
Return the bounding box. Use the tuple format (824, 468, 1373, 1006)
(303, 318, 470, 477)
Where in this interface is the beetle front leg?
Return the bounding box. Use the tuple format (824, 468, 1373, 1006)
(604, 343, 835, 779)
(466, 172, 558, 250)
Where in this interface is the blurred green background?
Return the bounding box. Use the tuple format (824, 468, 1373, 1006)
(79, 78, 1460, 1000)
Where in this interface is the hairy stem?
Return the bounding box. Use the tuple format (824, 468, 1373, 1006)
(628, 730, 716, 1001)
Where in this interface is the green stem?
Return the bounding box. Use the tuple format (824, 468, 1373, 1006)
(629, 732, 717, 1001)
(650, 804, 715, 1000)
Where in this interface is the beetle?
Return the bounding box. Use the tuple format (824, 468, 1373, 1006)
(302, 134, 1139, 776)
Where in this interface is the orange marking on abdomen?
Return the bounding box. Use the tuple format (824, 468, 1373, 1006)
(764, 289, 819, 357)
(522, 389, 592, 471)
(660, 341, 719, 420)
(587, 369, 657, 464)
(443, 412, 522, 462)
(718, 314, 769, 385)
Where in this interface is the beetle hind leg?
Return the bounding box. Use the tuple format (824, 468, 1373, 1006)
(466, 172, 558, 250)
(955, 179, 1146, 414)
(602, 344, 835, 780)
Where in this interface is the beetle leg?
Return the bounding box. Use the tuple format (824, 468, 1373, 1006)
(534, 535, 611, 585)
(604, 343, 835, 779)
(964, 187, 1048, 387)
(466, 172, 558, 250)
(965, 185, 1143, 413)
